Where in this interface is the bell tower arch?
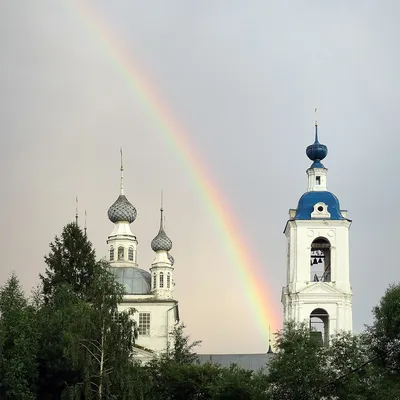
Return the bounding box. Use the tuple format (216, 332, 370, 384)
(282, 119, 352, 340)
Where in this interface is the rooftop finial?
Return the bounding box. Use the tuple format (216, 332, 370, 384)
(84, 210, 87, 236)
(314, 107, 319, 142)
(267, 325, 273, 354)
(120, 147, 124, 195)
(306, 108, 327, 166)
(151, 192, 172, 252)
(75, 196, 79, 226)
(160, 191, 164, 229)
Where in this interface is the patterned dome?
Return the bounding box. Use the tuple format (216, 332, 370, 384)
(151, 228, 172, 252)
(151, 208, 172, 252)
(108, 195, 137, 223)
(167, 252, 175, 266)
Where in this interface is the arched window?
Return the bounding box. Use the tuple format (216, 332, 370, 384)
(310, 308, 329, 346)
(167, 273, 171, 289)
(118, 246, 124, 261)
(128, 247, 134, 261)
(110, 246, 114, 261)
(160, 272, 164, 288)
(310, 238, 331, 282)
(152, 273, 156, 290)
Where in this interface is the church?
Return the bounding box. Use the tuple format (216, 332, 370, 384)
(105, 118, 353, 366)
(281, 119, 352, 344)
(105, 151, 179, 361)
(198, 118, 353, 368)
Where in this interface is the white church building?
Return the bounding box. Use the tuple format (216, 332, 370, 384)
(199, 119, 354, 368)
(103, 118, 353, 366)
(105, 153, 179, 358)
(281, 120, 352, 344)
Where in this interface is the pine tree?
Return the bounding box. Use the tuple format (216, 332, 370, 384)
(40, 222, 97, 302)
(168, 324, 202, 365)
(0, 274, 39, 400)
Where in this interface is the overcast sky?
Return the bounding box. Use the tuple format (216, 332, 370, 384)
(0, 0, 399, 353)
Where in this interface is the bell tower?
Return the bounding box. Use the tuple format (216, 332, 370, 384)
(282, 119, 352, 344)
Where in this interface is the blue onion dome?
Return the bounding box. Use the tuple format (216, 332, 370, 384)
(151, 208, 172, 252)
(108, 195, 137, 223)
(167, 252, 175, 266)
(306, 123, 328, 167)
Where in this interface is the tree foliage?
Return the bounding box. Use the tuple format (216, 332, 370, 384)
(0, 274, 39, 400)
(2, 221, 400, 399)
(367, 282, 400, 373)
(35, 222, 139, 399)
(40, 223, 97, 303)
(168, 323, 202, 365)
(266, 321, 329, 400)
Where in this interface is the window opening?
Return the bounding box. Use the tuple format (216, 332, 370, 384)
(118, 246, 124, 261)
(310, 238, 331, 282)
(167, 273, 171, 289)
(138, 312, 151, 336)
(316, 176, 321, 185)
(310, 308, 329, 346)
(112, 311, 123, 325)
(160, 272, 164, 288)
(128, 247, 134, 261)
(152, 273, 156, 290)
(110, 246, 114, 261)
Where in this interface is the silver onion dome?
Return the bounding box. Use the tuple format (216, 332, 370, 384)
(167, 252, 175, 266)
(151, 208, 172, 252)
(108, 195, 137, 223)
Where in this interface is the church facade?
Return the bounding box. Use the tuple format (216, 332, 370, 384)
(281, 120, 352, 344)
(106, 153, 179, 357)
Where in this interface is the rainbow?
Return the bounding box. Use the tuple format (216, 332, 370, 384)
(68, 1, 281, 345)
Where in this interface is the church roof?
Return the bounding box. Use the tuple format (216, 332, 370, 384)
(151, 208, 172, 252)
(295, 191, 344, 220)
(108, 195, 137, 224)
(110, 267, 150, 295)
(197, 353, 275, 372)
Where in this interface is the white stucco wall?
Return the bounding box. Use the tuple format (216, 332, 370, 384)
(118, 300, 179, 353)
(282, 217, 353, 336)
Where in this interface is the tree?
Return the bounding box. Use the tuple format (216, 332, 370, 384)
(35, 284, 87, 399)
(36, 223, 140, 399)
(63, 261, 139, 399)
(210, 365, 267, 400)
(0, 274, 39, 400)
(40, 223, 97, 303)
(320, 332, 373, 400)
(265, 321, 329, 400)
(367, 282, 400, 374)
(167, 324, 202, 365)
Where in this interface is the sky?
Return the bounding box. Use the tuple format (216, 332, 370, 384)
(0, 0, 399, 354)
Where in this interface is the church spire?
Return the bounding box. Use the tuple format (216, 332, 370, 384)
(75, 196, 79, 226)
(306, 110, 328, 169)
(120, 147, 124, 195)
(267, 325, 273, 354)
(84, 210, 87, 237)
(107, 149, 137, 224)
(150, 194, 175, 299)
(151, 199, 172, 253)
(314, 108, 319, 143)
(305, 116, 329, 192)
